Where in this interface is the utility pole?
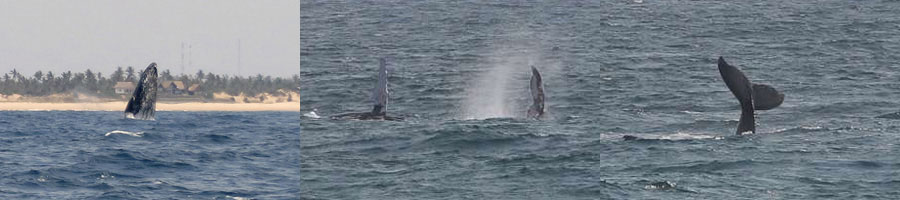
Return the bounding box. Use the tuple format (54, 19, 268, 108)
(238, 39, 242, 77)
(181, 42, 185, 75)
(188, 44, 192, 76)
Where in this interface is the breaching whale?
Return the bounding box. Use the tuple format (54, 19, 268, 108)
(717, 57, 784, 135)
(330, 58, 403, 121)
(527, 66, 545, 119)
(124, 63, 159, 120)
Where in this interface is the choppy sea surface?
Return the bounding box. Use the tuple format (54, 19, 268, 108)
(301, 0, 900, 199)
(0, 111, 299, 199)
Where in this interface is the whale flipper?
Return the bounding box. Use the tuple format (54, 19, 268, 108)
(751, 83, 784, 110)
(331, 58, 403, 121)
(527, 66, 545, 119)
(717, 57, 755, 134)
(371, 58, 389, 115)
(124, 63, 159, 120)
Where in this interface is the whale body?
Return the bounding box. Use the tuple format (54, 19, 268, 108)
(124, 63, 159, 120)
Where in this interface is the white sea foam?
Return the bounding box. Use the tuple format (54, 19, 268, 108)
(226, 196, 250, 200)
(625, 132, 723, 141)
(105, 130, 144, 137)
(659, 132, 723, 140)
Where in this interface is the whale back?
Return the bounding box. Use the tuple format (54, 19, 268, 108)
(717, 57, 755, 134)
(752, 83, 784, 110)
(124, 63, 159, 120)
(371, 58, 389, 115)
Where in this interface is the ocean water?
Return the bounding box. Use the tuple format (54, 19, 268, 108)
(301, 0, 900, 199)
(0, 111, 299, 199)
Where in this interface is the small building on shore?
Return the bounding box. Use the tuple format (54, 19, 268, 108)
(113, 82, 135, 94)
(159, 81, 186, 95)
(187, 84, 201, 95)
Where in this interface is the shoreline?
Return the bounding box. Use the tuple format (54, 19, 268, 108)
(0, 102, 299, 112)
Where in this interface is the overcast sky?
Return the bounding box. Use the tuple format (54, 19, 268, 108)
(0, 0, 298, 78)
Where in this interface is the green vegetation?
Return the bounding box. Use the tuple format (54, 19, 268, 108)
(0, 67, 299, 98)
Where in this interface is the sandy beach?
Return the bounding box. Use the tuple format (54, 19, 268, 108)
(0, 102, 299, 112)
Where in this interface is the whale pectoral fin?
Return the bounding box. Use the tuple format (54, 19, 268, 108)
(529, 66, 545, 118)
(751, 83, 784, 110)
(124, 89, 141, 115)
(371, 58, 389, 114)
(530, 66, 543, 101)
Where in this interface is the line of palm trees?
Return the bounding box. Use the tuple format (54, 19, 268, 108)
(0, 66, 299, 98)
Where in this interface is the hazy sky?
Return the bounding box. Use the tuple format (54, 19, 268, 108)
(0, 0, 298, 78)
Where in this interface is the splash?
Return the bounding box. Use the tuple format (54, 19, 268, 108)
(461, 42, 548, 119)
(303, 109, 321, 119)
(461, 57, 517, 119)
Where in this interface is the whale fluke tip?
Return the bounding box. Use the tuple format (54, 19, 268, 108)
(717, 56, 729, 67)
(752, 83, 784, 110)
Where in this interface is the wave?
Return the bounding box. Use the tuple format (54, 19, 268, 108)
(773, 125, 882, 135)
(197, 134, 233, 144)
(637, 132, 724, 141)
(773, 126, 827, 134)
(413, 121, 570, 150)
(642, 159, 768, 174)
(14, 169, 82, 189)
(89, 149, 196, 170)
(619, 131, 725, 143)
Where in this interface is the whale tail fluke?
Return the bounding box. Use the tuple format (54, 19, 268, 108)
(717, 57, 754, 105)
(717, 56, 786, 134)
(717, 57, 755, 134)
(527, 66, 545, 119)
(124, 63, 159, 120)
(751, 83, 784, 110)
(737, 104, 755, 135)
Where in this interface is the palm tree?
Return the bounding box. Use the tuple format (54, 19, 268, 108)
(45, 71, 56, 94)
(84, 69, 97, 92)
(9, 69, 19, 82)
(61, 71, 73, 91)
(112, 67, 125, 82)
(195, 69, 205, 83)
(33, 71, 43, 83)
(161, 69, 174, 82)
(125, 66, 135, 83)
